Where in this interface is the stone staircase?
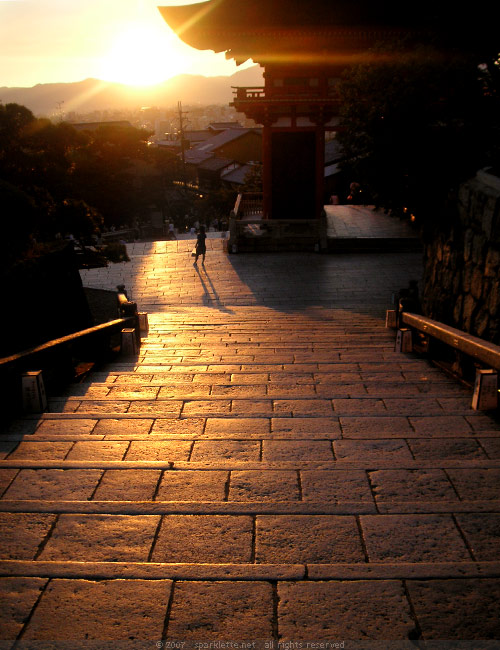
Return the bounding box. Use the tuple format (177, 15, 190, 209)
(1, 241, 499, 643)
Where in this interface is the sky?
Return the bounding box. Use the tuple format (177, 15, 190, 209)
(0, 0, 253, 88)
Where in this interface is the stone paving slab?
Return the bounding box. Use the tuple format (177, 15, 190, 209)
(20, 578, 173, 642)
(407, 578, 500, 640)
(0, 577, 48, 640)
(277, 580, 415, 640)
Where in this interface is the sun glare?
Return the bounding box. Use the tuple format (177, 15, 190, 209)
(101, 22, 187, 86)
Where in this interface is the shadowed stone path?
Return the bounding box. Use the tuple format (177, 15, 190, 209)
(1, 236, 500, 645)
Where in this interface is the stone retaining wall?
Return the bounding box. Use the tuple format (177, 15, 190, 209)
(422, 170, 500, 345)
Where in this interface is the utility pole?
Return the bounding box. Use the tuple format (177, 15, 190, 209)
(178, 101, 188, 190)
(55, 100, 64, 122)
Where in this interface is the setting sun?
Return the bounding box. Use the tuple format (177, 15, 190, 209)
(100, 21, 188, 86)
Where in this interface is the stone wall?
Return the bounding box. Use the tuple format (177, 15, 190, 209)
(422, 170, 500, 345)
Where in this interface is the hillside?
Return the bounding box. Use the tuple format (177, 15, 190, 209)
(0, 65, 264, 116)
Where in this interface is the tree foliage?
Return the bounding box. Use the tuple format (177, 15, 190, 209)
(0, 104, 166, 264)
(337, 46, 500, 230)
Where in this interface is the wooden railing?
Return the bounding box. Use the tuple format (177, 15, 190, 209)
(232, 86, 340, 102)
(401, 312, 500, 371)
(233, 192, 263, 220)
(0, 288, 141, 415)
(394, 311, 500, 410)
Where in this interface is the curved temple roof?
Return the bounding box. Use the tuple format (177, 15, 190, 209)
(158, 0, 496, 65)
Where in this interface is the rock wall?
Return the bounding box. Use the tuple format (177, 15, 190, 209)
(422, 170, 500, 345)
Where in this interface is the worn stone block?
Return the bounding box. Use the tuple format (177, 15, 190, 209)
(0, 469, 19, 498)
(0, 577, 48, 640)
(93, 418, 153, 436)
(334, 439, 413, 462)
(301, 470, 374, 503)
(278, 580, 415, 640)
(166, 581, 273, 639)
(150, 418, 205, 437)
(211, 384, 267, 397)
(39, 514, 160, 561)
(479, 437, 500, 458)
(94, 469, 161, 501)
(369, 469, 458, 502)
(340, 416, 412, 438)
(204, 418, 270, 438)
(455, 513, 500, 560)
(273, 399, 334, 416)
(125, 440, 192, 461)
(34, 419, 97, 436)
(267, 383, 316, 397)
(181, 400, 231, 416)
(3, 469, 102, 501)
(407, 578, 500, 639)
(231, 372, 270, 383)
(229, 470, 299, 501)
(447, 468, 500, 500)
(6, 441, 73, 460)
(271, 417, 341, 438)
(190, 440, 260, 462)
(333, 398, 387, 414)
(128, 400, 183, 415)
(156, 470, 228, 501)
(151, 515, 253, 563)
(66, 441, 129, 460)
(256, 515, 364, 563)
(75, 400, 130, 413)
(361, 514, 470, 562)
(408, 438, 486, 460)
(382, 398, 444, 415)
(0, 513, 56, 560)
(158, 384, 211, 398)
(263, 440, 334, 462)
(22, 579, 172, 641)
(230, 399, 274, 415)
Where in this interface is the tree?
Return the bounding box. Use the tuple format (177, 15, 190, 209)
(336, 45, 500, 231)
(0, 180, 37, 267)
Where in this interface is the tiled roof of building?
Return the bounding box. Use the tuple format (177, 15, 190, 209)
(325, 139, 343, 164)
(198, 157, 235, 172)
(209, 122, 243, 131)
(183, 150, 214, 165)
(194, 128, 261, 153)
(221, 164, 251, 185)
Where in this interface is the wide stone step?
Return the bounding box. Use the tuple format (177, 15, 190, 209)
(1, 508, 499, 574)
(1, 560, 498, 581)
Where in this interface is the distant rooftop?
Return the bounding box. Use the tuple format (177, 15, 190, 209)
(194, 127, 261, 153)
(209, 122, 243, 131)
(70, 121, 132, 132)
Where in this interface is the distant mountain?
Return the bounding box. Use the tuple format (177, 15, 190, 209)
(0, 65, 264, 116)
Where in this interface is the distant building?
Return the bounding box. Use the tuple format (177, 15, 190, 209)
(70, 121, 133, 132)
(176, 127, 263, 191)
(192, 128, 262, 165)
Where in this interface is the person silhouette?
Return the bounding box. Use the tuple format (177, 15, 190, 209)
(194, 225, 207, 265)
